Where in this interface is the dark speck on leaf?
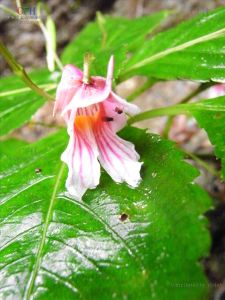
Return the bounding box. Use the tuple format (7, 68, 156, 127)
(35, 168, 42, 174)
(119, 213, 128, 222)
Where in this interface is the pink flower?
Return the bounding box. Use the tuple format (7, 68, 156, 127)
(54, 56, 142, 199)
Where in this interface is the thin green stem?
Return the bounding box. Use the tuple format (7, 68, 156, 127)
(83, 53, 94, 84)
(0, 83, 57, 98)
(127, 78, 157, 102)
(128, 104, 191, 125)
(184, 150, 220, 177)
(16, 0, 22, 9)
(0, 42, 54, 102)
(162, 116, 174, 138)
(162, 82, 214, 138)
(16, 0, 23, 18)
(54, 53, 63, 71)
(0, 4, 18, 17)
(36, 18, 63, 71)
(178, 82, 213, 104)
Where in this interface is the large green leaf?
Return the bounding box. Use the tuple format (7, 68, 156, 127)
(121, 7, 225, 81)
(0, 69, 57, 136)
(0, 137, 27, 154)
(61, 12, 170, 78)
(0, 127, 211, 299)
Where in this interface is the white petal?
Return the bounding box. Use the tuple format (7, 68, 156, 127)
(53, 64, 83, 117)
(95, 124, 142, 187)
(62, 126, 100, 200)
(62, 80, 110, 114)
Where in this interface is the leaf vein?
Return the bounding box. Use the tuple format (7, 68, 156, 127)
(60, 195, 145, 271)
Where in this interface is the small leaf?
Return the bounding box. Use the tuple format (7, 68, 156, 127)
(0, 127, 211, 299)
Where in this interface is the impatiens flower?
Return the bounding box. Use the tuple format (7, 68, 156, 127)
(54, 55, 142, 199)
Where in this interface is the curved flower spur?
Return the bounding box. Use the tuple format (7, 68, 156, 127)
(54, 55, 142, 199)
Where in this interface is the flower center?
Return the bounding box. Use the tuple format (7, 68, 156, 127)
(75, 104, 100, 130)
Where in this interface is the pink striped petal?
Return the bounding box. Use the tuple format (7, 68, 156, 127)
(94, 123, 142, 187)
(102, 99, 127, 132)
(62, 56, 115, 114)
(61, 125, 100, 200)
(110, 91, 140, 116)
(63, 77, 111, 113)
(54, 65, 83, 117)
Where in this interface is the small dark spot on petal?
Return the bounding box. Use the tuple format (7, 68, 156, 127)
(35, 168, 42, 174)
(119, 213, 128, 222)
(115, 107, 123, 114)
(102, 116, 114, 122)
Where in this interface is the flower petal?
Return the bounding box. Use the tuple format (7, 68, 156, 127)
(111, 91, 141, 115)
(94, 123, 142, 187)
(63, 78, 111, 115)
(54, 64, 83, 117)
(62, 56, 115, 114)
(102, 99, 127, 132)
(61, 125, 100, 200)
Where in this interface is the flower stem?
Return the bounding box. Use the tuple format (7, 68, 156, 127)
(0, 4, 18, 17)
(16, 0, 22, 9)
(83, 53, 94, 84)
(127, 78, 157, 102)
(179, 82, 213, 105)
(128, 104, 191, 125)
(0, 83, 56, 98)
(36, 3, 63, 72)
(184, 149, 220, 177)
(0, 42, 54, 102)
(162, 82, 213, 138)
(128, 82, 215, 125)
(54, 52, 64, 71)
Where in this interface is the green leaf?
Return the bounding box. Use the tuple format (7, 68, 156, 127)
(61, 11, 170, 78)
(122, 7, 225, 81)
(0, 127, 211, 299)
(0, 138, 27, 154)
(189, 95, 225, 178)
(0, 69, 57, 136)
